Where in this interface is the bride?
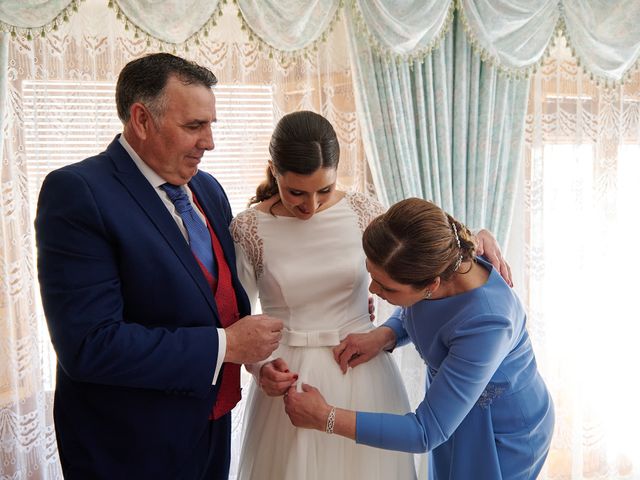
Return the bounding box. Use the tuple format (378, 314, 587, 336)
(231, 111, 505, 479)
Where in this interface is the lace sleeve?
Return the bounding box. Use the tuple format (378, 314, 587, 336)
(230, 209, 263, 278)
(230, 209, 263, 312)
(345, 191, 386, 232)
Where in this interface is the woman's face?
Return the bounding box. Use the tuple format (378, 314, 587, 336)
(273, 166, 338, 220)
(366, 259, 429, 307)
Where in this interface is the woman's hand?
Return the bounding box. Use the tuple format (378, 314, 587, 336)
(475, 229, 513, 287)
(333, 327, 396, 374)
(258, 358, 298, 396)
(283, 383, 331, 431)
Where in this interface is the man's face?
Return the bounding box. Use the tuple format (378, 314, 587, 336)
(142, 76, 216, 185)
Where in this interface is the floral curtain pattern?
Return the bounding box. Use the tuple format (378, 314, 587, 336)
(560, 0, 640, 82)
(0, 1, 372, 478)
(346, 11, 530, 245)
(351, 0, 453, 57)
(0, 0, 78, 31)
(1, 1, 640, 479)
(112, 0, 223, 45)
(458, 0, 559, 70)
(3, 0, 640, 82)
(236, 0, 340, 52)
(0, 31, 59, 479)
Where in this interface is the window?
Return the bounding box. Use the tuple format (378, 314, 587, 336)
(23, 80, 275, 389)
(532, 142, 640, 469)
(23, 80, 274, 218)
(207, 85, 274, 211)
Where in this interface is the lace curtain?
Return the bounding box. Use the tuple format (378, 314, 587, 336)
(0, 31, 61, 480)
(3, 0, 640, 80)
(0, 1, 372, 478)
(3, 1, 640, 479)
(524, 35, 640, 479)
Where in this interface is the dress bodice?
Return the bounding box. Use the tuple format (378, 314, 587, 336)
(233, 192, 418, 480)
(231, 192, 384, 335)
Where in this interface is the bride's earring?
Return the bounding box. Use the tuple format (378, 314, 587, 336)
(423, 290, 432, 300)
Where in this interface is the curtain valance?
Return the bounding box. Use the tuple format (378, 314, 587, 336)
(111, 0, 223, 45)
(237, 0, 340, 52)
(459, 0, 640, 83)
(351, 0, 454, 58)
(0, 0, 79, 38)
(1, 0, 639, 82)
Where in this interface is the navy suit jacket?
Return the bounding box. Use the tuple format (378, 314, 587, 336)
(35, 136, 250, 479)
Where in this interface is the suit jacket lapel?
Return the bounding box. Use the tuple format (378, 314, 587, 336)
(106, 137, 219, 318)
(188, 176, 235, 272)
(190, 175, 251, 317)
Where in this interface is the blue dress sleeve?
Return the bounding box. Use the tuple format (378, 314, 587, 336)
(382, 307, 411, 347)
(357, 313, 515, 453)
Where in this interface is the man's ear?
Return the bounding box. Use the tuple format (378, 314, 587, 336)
(128, 103, 154, 140)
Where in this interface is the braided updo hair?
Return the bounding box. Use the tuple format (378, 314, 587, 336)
(363, 198, 476, 289)
(249, 111, 340, 206)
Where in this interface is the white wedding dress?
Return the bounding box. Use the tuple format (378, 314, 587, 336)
(231, 192, 416, 480)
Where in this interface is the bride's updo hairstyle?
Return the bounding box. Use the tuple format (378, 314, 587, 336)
(363, 198, 476, 289)
(249, 110, 340, 206)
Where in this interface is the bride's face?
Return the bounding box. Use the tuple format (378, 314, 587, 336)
(273, 167, 338, 220)
(366, 259, 430, 307)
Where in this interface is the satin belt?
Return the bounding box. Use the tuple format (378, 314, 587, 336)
(281, 314, 374, 347)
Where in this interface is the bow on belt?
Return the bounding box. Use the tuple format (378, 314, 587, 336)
(281, 315, 373, 347)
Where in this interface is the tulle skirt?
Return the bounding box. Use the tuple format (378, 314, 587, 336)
(237, 345, 417, 480)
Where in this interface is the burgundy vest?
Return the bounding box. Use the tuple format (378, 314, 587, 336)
(192, 197, 241, 419)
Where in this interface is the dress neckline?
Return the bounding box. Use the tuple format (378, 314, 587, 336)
(254, 193, 347, 219)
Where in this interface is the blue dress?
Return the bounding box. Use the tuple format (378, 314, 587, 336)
(356, 257, 554, 479)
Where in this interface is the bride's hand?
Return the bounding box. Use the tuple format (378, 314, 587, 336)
(368, 296, 376, 322)
(475, 229, 513, 287)
(259, 358, 298, 396)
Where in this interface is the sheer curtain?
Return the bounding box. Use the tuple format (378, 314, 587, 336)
(0, 31, 62, 479)
(3, 1, 640, 478)
(0, 1, 371, 478)
(524, 35, 640, 479)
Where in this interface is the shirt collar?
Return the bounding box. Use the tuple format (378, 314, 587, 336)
(118, 134, 168, 189)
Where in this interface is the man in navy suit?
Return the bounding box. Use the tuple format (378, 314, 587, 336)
(35, 53, 283, 479)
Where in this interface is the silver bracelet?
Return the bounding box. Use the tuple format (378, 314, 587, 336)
(325, 406, 336, 434)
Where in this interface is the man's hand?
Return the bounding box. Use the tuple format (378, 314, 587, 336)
(224, 314, 283, 364)
(475, 229, 513, 287)
(259, 358, 298, 396)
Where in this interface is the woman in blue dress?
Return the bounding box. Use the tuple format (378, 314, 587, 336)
(284, 197, 555, 479)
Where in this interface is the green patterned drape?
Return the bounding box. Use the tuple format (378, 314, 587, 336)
(346, 12, 529, 244)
